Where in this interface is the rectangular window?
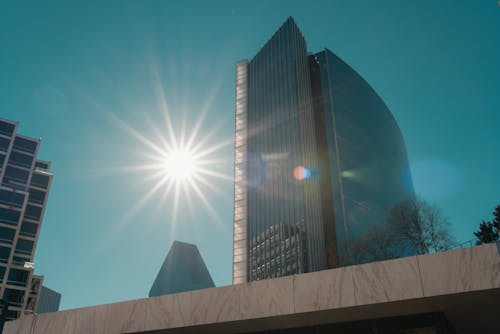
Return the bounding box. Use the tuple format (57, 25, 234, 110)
(4, 166, 29, 184)
(0, 189, 25, 208)
(0, 121, 15, 136)
(24, 205, 42, 221)
(0, 226, 16, 244)
(5, 310, 20, 320)
(0, 245, 11, 263)
(15, 238, 34, 255)
(30, 173, 50, 189)
(20, 221, 38, 238)
(13, 137, 37, 154)
(8, 151, 34, 168)
(0, 137, 11, 152)
(12, 256, 30, 266)
(0, 207, 20, 226)
(7, 268, 30, 287)
(3, 288, 25, 307)
(35, 161, 49, 170)
(28, 188, 46, 204)
(0, 266, 5, 282)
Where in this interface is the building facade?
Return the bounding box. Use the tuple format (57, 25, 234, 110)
(149, 241, 215, 297)
(35, 285, 61, 314)
(0, 118, 53, 320)
(233, 18, 414, 283)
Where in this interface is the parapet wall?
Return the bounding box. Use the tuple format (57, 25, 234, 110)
(5, 243, 500, 334)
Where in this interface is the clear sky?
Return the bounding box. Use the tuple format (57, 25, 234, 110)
(0, 0, 499, 310)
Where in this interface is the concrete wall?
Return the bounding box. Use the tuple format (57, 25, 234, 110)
(5, 243, 500, 334)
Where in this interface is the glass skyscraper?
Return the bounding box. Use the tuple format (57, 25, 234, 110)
(233, 18, 414, 284)
(149, 241, 215, 297)
(0, 118, 53, 320)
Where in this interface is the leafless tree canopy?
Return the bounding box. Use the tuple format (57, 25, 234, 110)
(350, 197, 456, 263)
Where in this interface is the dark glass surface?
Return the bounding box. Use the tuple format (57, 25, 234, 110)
(35, 161, 49, 169)
(0, 121, 15, 137)
(3, 288, 25, 307)
(0, 138, 9, 152)
(12, 255, 30, 266)
(24, 205, 42, 221)
(3, 166, 29, 184)
(28, 188, 46, 204)
(8, 151, 34, 168)
(13, 137, 37, 154)
(30, 173, 50, 189)
(0, 246, 10, 263)
(7, 268, 29, 287)
(0, 208, 20, 226)
(314, 49, 415, 265)
(15, 238, 34, 255)
(20, 221, 38, 238)
(0, 189, 25, 208)
(0, 226, 15, 244)
(245, 18, 325, 280)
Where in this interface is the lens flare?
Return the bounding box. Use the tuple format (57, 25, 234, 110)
(293, 165, 311, 181)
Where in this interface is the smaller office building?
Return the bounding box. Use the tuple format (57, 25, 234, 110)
(36, 286, 61, 314)
(149, 241, 214, 297)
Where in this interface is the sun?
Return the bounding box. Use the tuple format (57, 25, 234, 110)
(99, 61, 234, 231)
(163, 149, 197, 181)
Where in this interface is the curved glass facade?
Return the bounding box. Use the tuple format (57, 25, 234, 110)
(313, 49, 415, 265)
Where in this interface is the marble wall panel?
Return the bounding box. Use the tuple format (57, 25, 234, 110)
(294, 266, 355, 313)
(418, 244, 500, 297)
(470, 243, 500, 290)
(191, 285, 240, 325)
(171, 291, 192, 328)
(95, 299, 147, 333)
(239, 276, 294, 319)
(141, 294, 174, 332)
(352, 256, 424, 305)
(34, 309, 82, 334)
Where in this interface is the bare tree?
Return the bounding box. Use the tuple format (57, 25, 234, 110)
(350, 224, 409, 263)
(350, 197, 456, 263)
(387, 197, 456, 254)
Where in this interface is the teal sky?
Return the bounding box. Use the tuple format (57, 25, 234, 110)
(1, 1, 499, 310)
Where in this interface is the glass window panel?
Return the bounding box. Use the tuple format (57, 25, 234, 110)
(35, 161, 49, 169)
(3, 288, 25, 307)
(0, 121, 15, 136)
(7, 268, 29, 286)
(8, 151, 33, 168)
(24, 205, 42, 221)
(20, 221, 38, 237)
(0, 226, 15, 244)
(15, 238, 34, 255)
(0, 207, 20, 226)
(4, 166, 29, 184)
(13, 137, 37, 154)
(12, 255, 30, 266)
(0, 246, 11, 263)
(28, 188, 46, 204)
(30, 173, 50, 189)
(0, 189, 25, 208)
